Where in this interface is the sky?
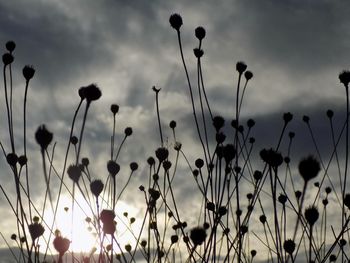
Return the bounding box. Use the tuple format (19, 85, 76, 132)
(1, 0, 350, 261)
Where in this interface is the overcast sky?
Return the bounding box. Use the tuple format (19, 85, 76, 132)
(1, 0, 350, 261)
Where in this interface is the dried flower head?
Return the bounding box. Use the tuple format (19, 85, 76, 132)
(213, 116, 225, 132)
(53, 235, 70, 256)
(169, 13, 183, 31)
(326, 109, 334, 119)
(260, 148, 283, 168)
(155, 147, 169, 162)
(339, 70, 350, 87)
(67, 164, 81, 183)
(193, 48, 204, 58)
(195, 158, 204, 169)
(169, 120, 176, 129)
(236, 61, 247, 74)
(18, 155, 27, 166)
(23, 65, 35, 81)
(195, 26, 206, 40)
(298, 155, 320, 182)
(100, 209, 115, 224)
(2, 53, 14, 65)
(70, 136, 78, 145)
(107, 160, 120, 177)
(283, 239, 296, 255)
(190, 227, 207, 246)
(35, 125, 53, 151)
(147, 156, 155, 166)
(283, 112, 293, 123)
(124, 127, 133, 136)
(5, 41, 16, 53)
(110, 104, 119, 115)
(130, 162, 138, 171)
(244, 70, 253, 80)
(90, 180, 104, 197)
(304, 206, 319, 226)
(6, 153, 17, 167)
(28, 222, 45, 241)
(82, 84, 102, 102)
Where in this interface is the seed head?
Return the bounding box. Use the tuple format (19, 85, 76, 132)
(107, 160, 120, 177)
(90, 180, 104, 197)
(100, 209, 115, 224)
(5, 41, 16, 52)
(28, 222, 45, 241)
(298, 156, 320, 182)
(283, 239, 295, 255)
(147, 156, 155, 166)
(23, 65, 35, 81)
(169, 13, 183, 31)
(190, 227, 207, 246)
(169, 120, 176, 129)
(155, 147, 169, 162)
(18, 155, 27, 166)
(236, 61, 247, 74)
(283, 112, 293, 123)
(6, 153, 18, 167)
(53, 235, 70, 256)
(244, 70, 253, 80)
(223, 144, 236, 163)
(195, 26, 206, 40)
(304, 206, 319, 226)
(35, 125, 53, 151)
(253, 170, 263, 181)
(82, 84, 102, 102)
(67, 165, 81, 183)
(193, 48, 204, 58)
(195, 158, 204, 169)
(326, 109, 334, 119)
(2, 53, 14, 65)
(339, 70, 350, 87)
(213, 116, 225, 132)
(110, 104, 119, 115)
(130, 162, 138, 171)
(124, 127, 133, 136)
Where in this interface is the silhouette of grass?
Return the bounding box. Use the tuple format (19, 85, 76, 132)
(0, 13, 350, 263)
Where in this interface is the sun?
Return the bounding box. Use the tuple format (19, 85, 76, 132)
(40, 194, 142, 254)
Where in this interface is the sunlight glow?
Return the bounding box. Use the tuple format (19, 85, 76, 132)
(40, 194, 142, 254)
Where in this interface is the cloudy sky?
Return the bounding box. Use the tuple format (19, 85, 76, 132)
(1, 0, 350, 261)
